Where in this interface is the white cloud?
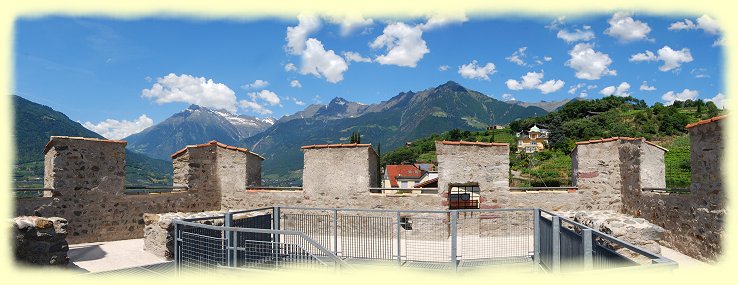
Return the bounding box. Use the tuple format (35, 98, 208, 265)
(661, 89, 698, 105)
(565, 43, 616, 80)
(284, 96, 306, 106)
(241, 79, 269, 90)
(690, 68, 709, 78)
(600, 82, 631, 97)
(458, 60, 497, 80)
(502, 93, 516, 101)
(545, 16, 566, 30)
(705, 93, 726, 109)
(336, 14, 374, 36)
(144, 76, 152, 82)
(83, 114, 154, 140)
(505, 71, 565, 94)
(543, 56, 552, 62)
(629, 45, 693, 72)
(578, 92, 589, 98)
(141, 73, 238, 112)
(669, 15, 720, 35)
(239, 100, 273, 115)
(568, 83, 586, 94)
(285, 13, 321, 55)
(438, 65, 450, 71)
(342, 51, 371, 63)
(300, 38, 349, 83)
(713, 38, 724, 47)
(557, 27, 595, 43)
(639, 81, 656, 91)
(284, 63, 297, 72)
(604, 12, 652, 42)
(248, 89, 281, 106)
(506, 47, 528, 66)
(418, 13, 468, 31)
(290, 79, 302, 88)
(370, 22, 429, 67)
(538, 79, 566, 94)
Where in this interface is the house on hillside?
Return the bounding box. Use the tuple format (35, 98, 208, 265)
(383, 164, 438, 188)
(487, 124, 505, 130)
(516, 124, 549, 153)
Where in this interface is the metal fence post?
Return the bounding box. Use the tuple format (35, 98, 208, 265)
(396, 211, 402, 266)
(552, 216, 561, 273)
(533, 209, 541, 268)
(224, 212, 234, 267)
(333, 209, 338, 255)
(173, 221, 179, 275)
(583, 229, 593, 270)
(450, 210, 458, 271)
(273, 206, 281, 241)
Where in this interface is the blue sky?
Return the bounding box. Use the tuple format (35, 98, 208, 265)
(14, 12, 725, 139)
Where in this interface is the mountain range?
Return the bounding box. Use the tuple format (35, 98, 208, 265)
(241, 81, 548, 184)
(13, 80, 560, 186)
(124, 105, 274, 160)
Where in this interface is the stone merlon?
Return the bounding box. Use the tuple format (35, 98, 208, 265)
(301, 143, 378, 156)
(170, 140, 264, 160)
(439, 140, 509, 147)
(43, 136, 127, 154)
(571, 137, 668, 153)
(685, 115, 726, 129)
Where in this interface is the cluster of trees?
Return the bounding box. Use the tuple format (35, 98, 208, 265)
(508, 96, 720, 152)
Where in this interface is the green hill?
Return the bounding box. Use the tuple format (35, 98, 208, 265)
(12, 95, 172, 187)
(381, 96, 722, 188)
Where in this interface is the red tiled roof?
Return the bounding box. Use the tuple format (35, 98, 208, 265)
(572, 137, 668, 152)
(385, 164, 423, 187)
(170, 140, 264, 160)
(414, 177, 438, 188)
(685, 115, 726, 129)
(439, 140, 508, 147)
(44, 136, 127, 154)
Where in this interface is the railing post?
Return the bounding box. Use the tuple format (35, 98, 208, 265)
(273, 206, 281, 241)
(224, 212, 235, 267)
(450, 210, 458, 271)
(396, 211, 402, 266)
(583, 229, 593, 270)
(552, 216, 561, 273)
(533, 209, 541, 268)
(173, 221, 180, 275)
(333, 209, 338, 255)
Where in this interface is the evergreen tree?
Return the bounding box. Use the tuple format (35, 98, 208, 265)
(349, 131, 362, 144)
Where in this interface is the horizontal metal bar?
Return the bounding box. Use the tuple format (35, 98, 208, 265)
(125, 185, 188, 190)
(509, 187, 578, 191)
(278, 206, 452, 213)
(228, 207, 275, 214)
(245, 186, 303, 190)
(368, 187, 439, 191)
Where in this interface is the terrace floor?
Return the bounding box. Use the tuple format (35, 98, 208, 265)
(66, 238, 707, 276)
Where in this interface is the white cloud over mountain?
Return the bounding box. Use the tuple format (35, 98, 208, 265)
(458, 60, 496, 80)
(600, 82, 631, 97)
(506, 71, 565, 94)
(83, 114, 154, 139)
(141, 73, 238, 112)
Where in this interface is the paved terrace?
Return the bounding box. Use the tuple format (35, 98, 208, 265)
(66, 238, 705, 275)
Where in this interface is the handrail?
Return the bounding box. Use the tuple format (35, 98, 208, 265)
(173, 219, 351, 269)
(246, 186, 302, 190)
(538, 209, 671, 262)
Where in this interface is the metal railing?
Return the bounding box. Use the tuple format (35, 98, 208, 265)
(369, 188, 439, 194)
(172, 206, 676, 273)
(245, 186, 303, 191)
(124, 185, 188, 195)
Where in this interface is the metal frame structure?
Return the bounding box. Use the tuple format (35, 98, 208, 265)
(172, 206, 677, 273)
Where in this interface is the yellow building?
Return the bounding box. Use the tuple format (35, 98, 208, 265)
(516, 125, 549, 153)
